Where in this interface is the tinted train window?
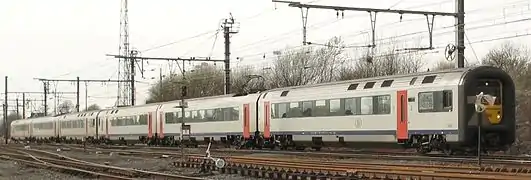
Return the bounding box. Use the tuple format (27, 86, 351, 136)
(302, 101, 314, 117)
(360, 97, 373, 114)
(347, 83, 358, 90)
(314, 100, 328, 117)
(422, 75, 436, 84)
(381, 80, 393, 87)
(274, 103, 288, 118)
(329, 99, 341, 116)
(288, 102, 302, 117)
(364, 82, 375, 89)
(476, 80, 502, 105)
(418, 90, 453, 112)
(375, 95, 391, 114)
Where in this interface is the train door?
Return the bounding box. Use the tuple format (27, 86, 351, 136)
(396, 90, 409, 141)
(243, 104, 250, 139)
(148, 112, 153, 138)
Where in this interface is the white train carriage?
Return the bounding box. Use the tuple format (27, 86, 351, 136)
(58, 111, 96, 142)
(259, 69, 464, 149)
(31, 116, 59, 141)
(10, 119, 32, 141)
(157, 93, 260, 146)
(102, 104, 161, 143)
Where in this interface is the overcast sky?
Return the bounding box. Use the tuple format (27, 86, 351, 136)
(1, 0, 530, 117)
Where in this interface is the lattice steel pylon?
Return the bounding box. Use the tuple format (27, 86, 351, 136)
(116, 0, 131, 107)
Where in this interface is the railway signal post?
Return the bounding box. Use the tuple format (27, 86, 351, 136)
(475, 92, 496, 167)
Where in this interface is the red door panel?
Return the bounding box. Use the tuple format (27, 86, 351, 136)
(159, 111, 164, 139)
(148, 112, 153, 138)
(264, 101, 271, 139)
(243, 104, 250, 139)
(396, 90, 408, 140)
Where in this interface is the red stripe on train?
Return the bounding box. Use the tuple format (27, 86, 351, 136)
(148, 112, 153, 138)
(264, 101, 271, 139)
(243, 104, 250, 139)
(159, 111, 164, 138)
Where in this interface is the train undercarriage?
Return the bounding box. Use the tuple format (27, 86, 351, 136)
(10, 130, 509, 157)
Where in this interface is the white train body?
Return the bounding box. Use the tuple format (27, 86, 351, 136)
(102, 104, 160, 141)
(10, 119, 31, 140)
(31, 116, 57, 139)
(260, 70, 461, 146)
(158, 94, 260, 142)
(9, 66, 515, 151)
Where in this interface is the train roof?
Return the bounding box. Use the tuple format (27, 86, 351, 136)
(261, 66, 486, 93)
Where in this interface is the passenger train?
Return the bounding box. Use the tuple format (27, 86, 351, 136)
(10, 66, 516, 154)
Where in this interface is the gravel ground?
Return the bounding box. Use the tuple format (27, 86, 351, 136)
(0, 159, 93, 180)
(33, 147, 265, 180)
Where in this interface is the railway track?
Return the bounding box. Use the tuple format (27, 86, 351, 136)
(0, 145, 206, 180)
(49, 143, 531, 167)
(31, 143, 531, 179)
(179, 155, 531, 180)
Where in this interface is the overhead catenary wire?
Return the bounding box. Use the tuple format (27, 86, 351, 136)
(233, 0, 529, 58)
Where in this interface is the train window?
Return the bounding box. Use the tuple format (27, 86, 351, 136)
(408, 97, 415, 102)
(409, 77, 417, 85)
(288, 102, 302, 118)
(223, 108, 232, 121)
(205, 109, 214, 121)
(347, 83, 358, 90)
(165, 112, 175, 124)
(344, 98, 358, 115)
(360, 97, 373, 114)
(198, 110, 205, 122)
(185, 111, 191, 122)
(364, 82, 375, 89)
(314, 100, 328, 117)
(214, 108, 224, 121)
(280, 91, 289, 97)
(232, 107, 239, 121)
(442, 90, 453, 109)
(421, 75, 436, 84)
(190, 111, 199, 122)
(138, 115, 146, 125)
(381, 80, 393, 87)
(274, 103, 288, 118)
(375, 95, 391, 114)
(329, 99, 341, 116)
(418, 92, 435, 112)
(302, 101, 314, 117)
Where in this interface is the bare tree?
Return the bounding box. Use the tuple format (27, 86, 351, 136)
(146, 63, 259, 103)
(58, 100, 74, 115)
(337, 41, 425, 81)
(432, 60, 455, 71)
(0, 111, 22, 137)
(268, 37, 347, 88)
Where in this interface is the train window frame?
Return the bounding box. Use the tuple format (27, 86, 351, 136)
(410, 77, 417, 85)
(364, 82, 376, 89)
(418, 90, 453, 113)
(418, 92, 435, 112)
(442, 90, 453, 110)
(347, 83, 358, 90)
(329, 99, 341, 116)
(302, 101, 314, 117)
(421, 75, 436, 84)
(381, 80, 393, 87)
(280, 91, 289, 97)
